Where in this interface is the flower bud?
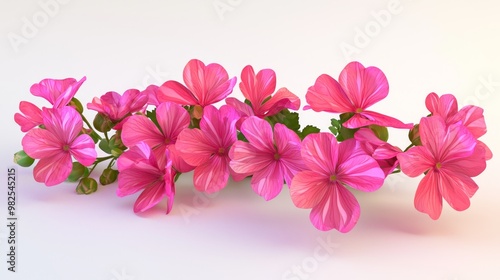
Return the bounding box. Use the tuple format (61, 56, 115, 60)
(369, 125, 389, 142)
(69, 97, 84, 114)
(76, 177, 98, 194)
(93, 113, 114, 133)
(99, 168, 118, 185)
(13, 150, 35, 167)
(409, 124, 421, 146)
(67, 162, 89, 182)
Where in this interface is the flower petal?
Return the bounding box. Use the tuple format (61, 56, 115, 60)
(259, 87, 301, 117)
(193, 155, 230, 193)
(157, 80, 198, 105)
(121, 115, 164, 148)
(176, 128, 214, 166)
(240, 116, 274, 153)
(14, 101, 43, 132)
(229, 141, 273, 174)
(344, 111, 413, 129)
(438, 169, 477, 212)
(156, 102, 190, 141)
(300, 132, 338, 175)
(397, 146, 434, 177)
(337, 155, 384, 192)
(133, 181, 166, 213)
(414, 171, 443, 220)
(22, 128, 61, 159)
(33, 153, 72, 186)
(250, 161, 285, 200)
(305, 74, 353, 113)
(240, 65, 276, 108)
(69, 134, 97, 166)
(290, 170, 329, 209)
(450, 105, 486, 138)
(425, 92, 458, 120)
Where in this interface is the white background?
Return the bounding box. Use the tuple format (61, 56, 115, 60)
(1, 0, 499, 279)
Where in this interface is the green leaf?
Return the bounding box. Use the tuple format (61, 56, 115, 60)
(280, 109, 300, 132)
(329, 118, 341, 136)
(67, 162, 89, 182)
(99, 139, 112, 154)
(237, 131, 248, 142)
(369, 124, 389, 142)
(299, 125, 320, 140)
(147, 109, 160, 129)
(13, 150, 35, 167)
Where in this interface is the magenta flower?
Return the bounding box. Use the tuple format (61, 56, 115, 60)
(425, 92, 492, 160)
(21, 107, 97, 186)
(354, 128, 402, 177)
(14, 101, 43, 132)
(87, 89, 148, 127)
(226, 65, 300, 126)
(397, 116, 487, 219)
(229, 116, 305, 200)
(30, 76, 86, 108)
(157, 59, 236, 112)
(121, 102, 193, 173)
(117, 142, 175, 213)
(142, 84, 161, 106)
(175, 105, 240, 193)
(305, 62, 412, 129)
(290, 133, 385, 232)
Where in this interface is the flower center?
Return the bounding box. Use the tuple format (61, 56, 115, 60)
(218, 147, 225, 155)
(329, 174, 337, 182)
(355, 108, 363, 113)
(164, 138, 171, 145)
(435, 162, 442, 169)
(274, 153, 280, 161)
(62, 144, 70, 151)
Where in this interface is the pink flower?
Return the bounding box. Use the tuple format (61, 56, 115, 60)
(14, 101, 43, 132)
(305, 62, 412, 129)
(157, 59, 236, 110)
(397, 116, 487, 219)
(121, 102, 193, 173)
(142, 84, 161, 106)
(425, 92, 492, 160)
(30, 77, 86, 108)
(229, 116, 305, 200)
(21, 107, 97, 186)
(117, 142, 175, 213)
(354, 128, 402, 177)
(290, 133, 385, 232)
(175, 105, 240, 193)
(87, 89, 148, 127)
(226, 65, 300, 126)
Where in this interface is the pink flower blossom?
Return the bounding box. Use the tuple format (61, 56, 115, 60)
(21, 107, 97, 186)
(175, 105, 241, 193)
(142, 84, 161, 106)
(425, 92, 492, 160)
(14, 101, 43, 132)
(397, 116, 487, 219)
(290, 133, 385, 232)
(157, 59, 236, 109)
(226, 65, 300, 127)
(121, 102, 193, 173)
(117, 141, 175, 213)
(354, 128, 402, 177)
(305, 62, 412, 129)
(30, 77, 86, 108)
(229, 116, 305, 200)
(87, 89, 148, 128)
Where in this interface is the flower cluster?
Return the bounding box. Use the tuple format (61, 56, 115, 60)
(14, 59, 492, 233)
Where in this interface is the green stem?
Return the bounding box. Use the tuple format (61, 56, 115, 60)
(403, 143, 415, 152)
(81, 114, 102, 141)
(87, 155, 114, 176)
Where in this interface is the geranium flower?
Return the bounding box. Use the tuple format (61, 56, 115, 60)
(397, 116, 487, 219)
(142, 84, 160, 106)
(290, 133, 385, 232)
(30, 76, 86, 108)
(21, 107, 97, 186)
(354, 128, 402, 177)
(157, 59, 236, 117)
(117, 141, 175, 213)
(175, 105, 240, 193)
(14, 101, 43, 132)
(225, 65, 300, 127)
(425, 92, 492, 160)
(229, 116, 305, 200)
(121, 102, 193, 172)
(87, 88, 148, 128)
(305, 61, 412, 129)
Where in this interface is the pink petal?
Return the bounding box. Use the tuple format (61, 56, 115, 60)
(300, 133, 337, 175)
(193, 155, 230, 193)
(22, 128, 61, 159)
(199, 105, 237, 149)
(450, 105, 486, 138)
(414, 171, 443, 220)
(176, 128, 214, 166)
(133, 181, 166, 213)
(229, 141, 273, 174)
(69, 134, 97, 166)
(156, 102, 190, 142)
(344, 111, 413, 129)
(397, 146, 434, 177)
(240, 116, 274, 153)
(53, 76, 86, 108)
(41, 107, 83, 143)
(477, 140, 493, 160)
(168, 145, 195, 173)
(273, 123, 305, 184)
(250, 161, 285, 200)
(338, 62, 388, 109)
(121, 115, 164, 148)
(225, 97, 254, 117)
(290, 170, 329, 209)
(117, 167, 163, 197)
(337, 154, 384, 192)
(33, 153, 72, 186)
(440, 120, 477, 162)
(438, 170, 477, 212)
(117, 142, 154, 172)
(305, 74, 353, 113)
(425, 93, 458, 120)
(240, 66, 276, 109)
(157, 80, 198, 105)
(259, 87, 301, 117)
(444, 144, 486, 177)
(310, 183, 360, 232)
(15, 101, 43, 132)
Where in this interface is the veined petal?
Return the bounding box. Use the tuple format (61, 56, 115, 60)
(70, 134, 97, 166)
(344, 111, 413, 129)
(193, 155, 230, 193)
(414, 171, 443, 220)
(260, 87, 301, 117)
(310, 184, 360, 232)
(250, 161, 285, 200)
(200, 105, 237, 149)
(156, 102, 190, 141)
(397, 146, 434, 177)
(133, 181, 166, 213)
(477, 140, 493, 161)
(240, 116, 274, 153)
(117, 142, 153, 172)
(418, 116, 447, 156)
(33, 153, 72, 186)
(117, 167, 163, 197)
(440, 120, 477, 161)
(176, 128, 214, 166)
(301, 133, 337, 175)
(15, 101, 43, 132)
(168, 145, 195, 173)
(225, 97, 254, 117)
(229, 141, 273, 174)
(437, 169, 477, 212)
(444, 144, 486, 177)
(337, 155, 384, 192)
(158, 80, 198, 105)
(305, 74, 353, 113)
(30, 77, 77, 105)
(450, 105, 486, 138)
(338, 62, 388, 109)
(42, 107, 83, 143)
(121, 115, 164, 148)
(22, 128, 61, 159)
(425, 93, 458, 119)
(240, 66, 276, 107)
(290, 170, 329, 208)
(53, 76, 86, 108)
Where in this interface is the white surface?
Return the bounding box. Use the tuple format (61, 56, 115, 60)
(1, 1, 499, 279)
